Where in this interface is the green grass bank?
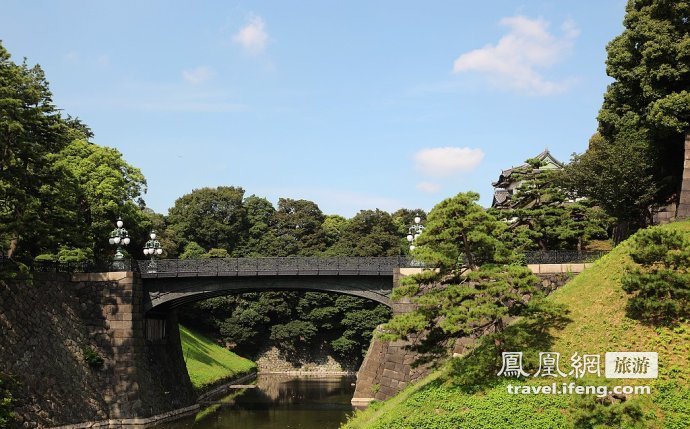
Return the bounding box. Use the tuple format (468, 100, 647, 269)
(179, 325, 256, 390)
(343, 221, 690, 429)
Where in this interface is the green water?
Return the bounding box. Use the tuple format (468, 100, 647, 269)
(158, 374, 356, 429)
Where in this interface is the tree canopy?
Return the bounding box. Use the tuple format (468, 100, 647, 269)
(0, 42, 72, 260)
(382, 192, 555, 365)
(568, 0, 690, 233)
(492, 158, 611, 251)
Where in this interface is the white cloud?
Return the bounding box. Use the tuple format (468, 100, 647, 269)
(63, 51, 80, 63)
(182, 66, 215, 85)
(414, 147, 484, 177)
(416, 182, 441, 194)
(452, 16, 579, 95)
(233, 15, 269, 55)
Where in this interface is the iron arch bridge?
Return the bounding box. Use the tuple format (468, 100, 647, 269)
(138, 256, 417, 313)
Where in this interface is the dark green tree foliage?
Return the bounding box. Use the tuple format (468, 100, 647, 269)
(0, 42, 72, 260)
(564, 131, 658, 237)
(181, 291, 390, 361)
(622, 227, 690, 323)
(573, 0, 690, 229)
(236, 195, 280, 256)
(274, 198, 326, 256)
(0, 42, 147, 263)
(179, 241, 205, 260)
(322, 214, 348, 249)
(328, 209, 402, 256)
(203, 248, 231, 258)
(414, 192, 513, 271)
(382, 192, 547, 364)
(167, 186, 247, 254)
(141, 209, 179, 259)
(52, 139, 147, 262)
(493, 158, 611, 251)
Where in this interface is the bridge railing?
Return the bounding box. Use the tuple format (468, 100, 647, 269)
(136, 256, 414, 277)
(1, 251, 608, 275)
(523, 250, 608, 264)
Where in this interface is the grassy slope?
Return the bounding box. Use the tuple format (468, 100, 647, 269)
(180, 325, 257, 390)
(344, 221, 690, 429)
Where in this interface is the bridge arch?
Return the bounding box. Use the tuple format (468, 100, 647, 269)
(143, 275, 394, 314)
(137, 256, 412, 315)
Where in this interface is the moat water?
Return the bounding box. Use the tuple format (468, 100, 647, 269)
(156, 374, 356, 429)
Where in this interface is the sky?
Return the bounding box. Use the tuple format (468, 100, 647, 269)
(1, 0, 628, 217)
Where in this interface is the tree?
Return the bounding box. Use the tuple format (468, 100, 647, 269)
(235, 195, 280, 257)
(274, 198, 326, 256)
(167, 186, 247, 254)
(179, 241, 206, 260)
(382, 192, 546, 363)
(322, 214, 348, 249)
(493, 157, 611, 251)
(328, 209, 402, 256)
(203, 248, 230, 258)
(0, 42, 73, 260)
(52, 139, 147, 262)
(596, 0, 690, 215)
(141, 209, 179, 259)
(414, 192, 513, 271)
(564, 131, 658, 240)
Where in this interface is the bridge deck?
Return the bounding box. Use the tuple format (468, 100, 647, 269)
(138, 256, 416, 278)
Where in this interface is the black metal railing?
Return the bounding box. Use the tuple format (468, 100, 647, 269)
(523, 250, 608, 264)
(30, 259, 133, 273)
(1, 251, 608, 275)
(136, 256, 414, 276)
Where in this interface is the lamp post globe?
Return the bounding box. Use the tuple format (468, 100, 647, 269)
(143, 230, 163, 273)
(109, 217, 130, 271)
(406, 214, 425, 265)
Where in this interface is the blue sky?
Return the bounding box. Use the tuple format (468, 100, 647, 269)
(1, 0, 627, 216)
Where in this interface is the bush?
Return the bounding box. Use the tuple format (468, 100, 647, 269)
(82, 346, 104, 368)
(622, 228, 690, 323)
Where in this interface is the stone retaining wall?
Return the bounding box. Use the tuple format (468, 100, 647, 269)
(0, 273, 196, 428)
(254, 344, 358, 374)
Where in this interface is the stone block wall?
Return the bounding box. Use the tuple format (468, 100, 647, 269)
(351, 331, 430, 406)
(678, 134, 690, 219)
(0, 272, 196, 428)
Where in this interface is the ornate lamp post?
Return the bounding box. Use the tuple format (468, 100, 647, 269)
(143, 231, 163, 273)
(108, 217, 130, 270)
(406, 215, 425, 251)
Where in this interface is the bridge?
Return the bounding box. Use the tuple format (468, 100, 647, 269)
(26, 251, 606, 314)
(137, 256, 416, 312)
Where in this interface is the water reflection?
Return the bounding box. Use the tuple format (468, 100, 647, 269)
(158, 374, 356, 429)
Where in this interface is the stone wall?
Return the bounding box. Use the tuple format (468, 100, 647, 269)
(254, 344, 357, 374)
(677, 133, 690, 219)
(0, 272, 196, 428)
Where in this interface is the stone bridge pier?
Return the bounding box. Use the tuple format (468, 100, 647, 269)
(65, 272, 198, 427)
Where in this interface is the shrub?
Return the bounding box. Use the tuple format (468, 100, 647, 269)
(622, 228, 690, 323)
(82, 346, 104, 368)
